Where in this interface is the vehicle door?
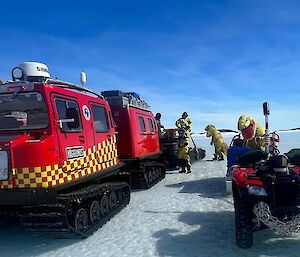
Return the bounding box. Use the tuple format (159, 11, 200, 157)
(136, 114, 149, 156)
(147, 116, 159, 148)
(146, 116, 160, 152)
(52, 95, 87, 170)
(89, 102, 116, 168)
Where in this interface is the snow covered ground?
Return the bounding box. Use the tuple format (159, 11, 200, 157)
(1, 132, 300, 257)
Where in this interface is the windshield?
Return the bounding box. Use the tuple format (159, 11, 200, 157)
(0, 92, 49, 130)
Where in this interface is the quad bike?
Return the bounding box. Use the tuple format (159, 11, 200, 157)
(229, 103, 300, 248)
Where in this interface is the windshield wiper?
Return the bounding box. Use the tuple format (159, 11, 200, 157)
(0, 87, 24, 104)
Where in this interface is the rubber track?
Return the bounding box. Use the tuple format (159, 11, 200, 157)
(20, 182, 130, 239)
(131, 165, 166, 189)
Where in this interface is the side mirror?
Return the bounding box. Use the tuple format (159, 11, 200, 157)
(263, 102, 270, 116)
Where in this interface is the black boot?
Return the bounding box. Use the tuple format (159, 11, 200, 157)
(218, 154, 224, 161)
(186, 163, 191, 173)
(179, 167, 186, 173)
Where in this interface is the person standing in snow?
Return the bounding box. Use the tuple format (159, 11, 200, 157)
(155, 113, 165, 137)
(176, 112, 192, 173)
(177, 131, 191, 173)
(175, 112, 192, 137)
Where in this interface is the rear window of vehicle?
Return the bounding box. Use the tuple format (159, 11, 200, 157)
(139, 116, 146, 133)
(91, 105, 110, 133)
(148, 118, 154, 132)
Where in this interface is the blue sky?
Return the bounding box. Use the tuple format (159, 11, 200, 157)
(1, 0, 300, 132)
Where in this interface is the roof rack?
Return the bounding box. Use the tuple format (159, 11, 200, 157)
(46, 79, 104, 99)
(101, 90, 151, 111)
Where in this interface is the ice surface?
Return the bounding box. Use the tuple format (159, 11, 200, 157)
(1, 132, 300, 257)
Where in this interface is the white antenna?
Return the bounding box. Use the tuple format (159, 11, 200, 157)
(80, 72, 87, 86)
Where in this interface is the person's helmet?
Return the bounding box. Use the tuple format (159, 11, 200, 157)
(238, 115, 250, 130)
(182, 112, 188, 118)
(155, 113, 161, 119)
(238, 115, 256, 140)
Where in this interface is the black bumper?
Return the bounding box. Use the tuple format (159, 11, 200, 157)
(0, 188, 57, 206)
(238, 187, 300, 214)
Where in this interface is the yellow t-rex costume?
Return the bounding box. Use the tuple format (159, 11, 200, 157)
(205, 125, 228, 160)
(238, 115, 265, 150)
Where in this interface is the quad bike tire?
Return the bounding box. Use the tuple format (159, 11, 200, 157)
(234, 195, 254, 249)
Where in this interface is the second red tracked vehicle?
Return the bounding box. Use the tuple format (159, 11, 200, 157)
(102, 91, 166, 188)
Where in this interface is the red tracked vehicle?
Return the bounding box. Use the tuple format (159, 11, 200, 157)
(101, 91, 165, 188)
(0, 62, 131, 238)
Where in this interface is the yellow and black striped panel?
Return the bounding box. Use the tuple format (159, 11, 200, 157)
(0, 136, 118, 189)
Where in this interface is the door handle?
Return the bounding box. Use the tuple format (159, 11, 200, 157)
(79, 135, 85, 143)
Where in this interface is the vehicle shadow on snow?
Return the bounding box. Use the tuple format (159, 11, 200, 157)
(0, 222, 79, 257)
(153, 211, 300, 257)
(153, 211, 236, 257)
(165, 177, 228, 199)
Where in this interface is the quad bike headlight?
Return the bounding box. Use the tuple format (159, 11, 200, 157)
(0, 151, 9, 181)
(248, 186, 267, 196)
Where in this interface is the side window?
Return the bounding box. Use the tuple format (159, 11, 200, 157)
(55, 98, 82, 132)
(108, 111, 115, 128)
(91, 105, 109, 133)
(153, 118, 157, 131)
(139, 116, 146, 133)
(148, 118, 154, 132)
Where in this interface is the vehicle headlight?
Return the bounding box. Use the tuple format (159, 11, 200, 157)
(0, 151, 9, 180)
(248, 186, 267, 196)
(12, 67, 24, 81)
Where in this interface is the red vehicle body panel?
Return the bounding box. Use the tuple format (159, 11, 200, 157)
(233, 166, 300, 189)
(111, 106, 160, 159)
(232, 167, 265, 188)
(0, 83, 119, 189)
(289, 166, 300, 173)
